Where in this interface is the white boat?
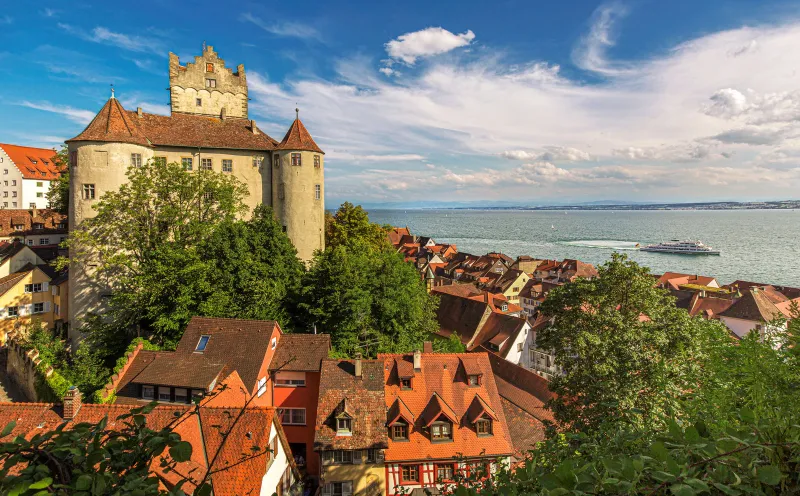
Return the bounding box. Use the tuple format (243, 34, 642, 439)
(639, 239, 720, 255)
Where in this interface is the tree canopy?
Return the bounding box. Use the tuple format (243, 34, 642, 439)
(325, 202, 390, 251)
(46, 146, 70, 215)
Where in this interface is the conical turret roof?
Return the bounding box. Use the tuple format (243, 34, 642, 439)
(277, 114, 324, 154)
(67, 97, 150, 146)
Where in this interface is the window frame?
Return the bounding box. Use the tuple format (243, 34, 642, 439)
(336, 417, 352, 434)
(158, 387, 171, 402)
(314, 184, 321, 200)
(431, 420, 453, 442)
(131, 153, 142, 168)
(206, 63, 214, 72)
(291, 153, 301, 166)
(205, 78, 217, 88)
(435, 463, 455, 482)
(32, 302, 45, 314)
(278, 407, 307, 425)
(476, 418, 493, 436)
(332, 450, 354, 464)
(181, 157, 193, 171)
(391, 422, 408, 440)
(314, 155, 321, 168)
(222, 159, 233, 173)
(401, 465, 419, 484)
(142, 385, 155, 400)
(82, 184, 95, 200)
(174, 388, 188, 403)
(200, 158, 213, 171)
(195, 335, 210, 352)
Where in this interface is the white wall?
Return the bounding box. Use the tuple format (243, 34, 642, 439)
(260, 418, 294, 496)
(502, 321, 533, 368)
(0, 148, 23, 209)
(22, 178, 52, 209)
(719, 316, 786, 344)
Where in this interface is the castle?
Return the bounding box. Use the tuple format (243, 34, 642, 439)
(66, 45, 325, 339)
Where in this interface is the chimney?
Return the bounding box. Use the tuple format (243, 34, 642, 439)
(354, 353, 362, 378)
(413, 349, 422, 372)
(137, 107, 143, 118)
(250, 119, 258, 134)
(31, 207, 37, 219)
(423, 341, 433, 353)
(220, 107, 227, 120)
(63, 386, 82, 420)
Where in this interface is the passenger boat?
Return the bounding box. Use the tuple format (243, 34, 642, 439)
(639, 240, 720, 255)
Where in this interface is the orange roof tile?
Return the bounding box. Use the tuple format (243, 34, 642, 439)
(0, 144, 61, 180)
(276, 116, 324, 153)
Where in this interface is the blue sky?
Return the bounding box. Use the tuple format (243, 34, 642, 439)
(2, 0, 800, 205)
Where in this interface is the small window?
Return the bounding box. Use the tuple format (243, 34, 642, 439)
(2, 202, 6, 207)
(158, 387, 171, 401)
(2, 192, 6, 198)
(337, 417, 352, 434)
(391, 423, 408, 440)
(314, 184, 321, 200)
(142, 385, 155, 400)
(32, 303, 44, 314)
(252, 156, 263, 168)
(222, 159, 232, 173)
(291, 153, 301, 166)
(273, 155, 280, 168)
(431, 421, 452, 441)
(517, 342, 523, 352)
(26, 239, 33, 246)
(11, 180, 16, 186)
(195, 335, 210, 352)
(332, 450, 353, 464)
(174, 388, 188, 403)
(39, 238, 49, 245)
(12, 191, 17, 197)
(314, 155, 320, 168)
(36, 192, 43, 198)
(476, 419, 493, 436)
(401, 465, 419, 482)
(257, 377, 267, 397)
(82, 184, 95, 200)
(33, 223, 43, 230)
(196, 98, 202, 107)
(206, 62, 214, 72)
(153, 156, 167, 167)
(366, 448, 377, 463)
(400, 378, 412, 390)
(436, 464, 454, 482)
(279, 408, 306, 425)
(3, 169, 7, 174)
(271, 337, 277, 350)
(468, 374, 481, 386)
(131, 153, 142, 168)
(200, 158, 212, 171)
(181, 157, 193, 171)
(36, 181, 43, 187)
(206, 79, 216, 88)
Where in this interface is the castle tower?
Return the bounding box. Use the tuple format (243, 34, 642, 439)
(272, 110, 325, 262)
(168, 45, 248, 118)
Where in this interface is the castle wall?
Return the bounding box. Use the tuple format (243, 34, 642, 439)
(272, 150, 325, 262)
(169, 47, 248, 118)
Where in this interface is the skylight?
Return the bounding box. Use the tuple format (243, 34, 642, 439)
(195, 335, 210, 352)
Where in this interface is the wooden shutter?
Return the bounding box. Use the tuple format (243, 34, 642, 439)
(42, 282, 49, 291)
(342, 482, 353, 496)
(353, 450, 362, 464)
(44, 302, 51, 312)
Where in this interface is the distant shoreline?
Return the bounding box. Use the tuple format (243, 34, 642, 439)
(365, 200, 800, 211)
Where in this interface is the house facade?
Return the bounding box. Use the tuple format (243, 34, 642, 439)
(0, 144, 61, 210)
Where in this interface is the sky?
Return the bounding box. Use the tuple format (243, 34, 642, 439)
(2, 0, 800, 205)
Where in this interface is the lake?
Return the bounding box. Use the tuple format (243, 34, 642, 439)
(366, 209, 800, 287)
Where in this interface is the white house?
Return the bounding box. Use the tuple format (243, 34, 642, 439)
(0, 143, 61, 210)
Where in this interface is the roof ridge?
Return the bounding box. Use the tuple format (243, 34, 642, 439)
(0, 401, 55, 407)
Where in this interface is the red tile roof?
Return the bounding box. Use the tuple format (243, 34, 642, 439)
(380, 352, 514, 462)
(276, 117, 324, 154)
(483, 350, 555, 425)
(718, 288, 785, 323)
(0, 144, 61, 180)
(0, 209, 67, 237)
(68, 97, 279, 151)
(269, 333, 331, 372)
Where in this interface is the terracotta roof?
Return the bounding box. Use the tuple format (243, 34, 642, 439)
(68, 97, 279, 151)
(387, 397, 415, 425)
(500, 397, 546, 459)
(0, 144, 61, 180)
(314, 359, 388, 451)
(687, 294, 735, 319)
(469, 312, 527, 353)
(774, 297, 800, 319)
(380, 352, 514, 462)
(0, 209, 67, 237)
(394, 356, 415, 379)
(483, 350, 554, 424)
(276, 117, 324, 154)
(432, 283, 482, 298)
(718, 289, 784, 323)
(466, 394, 498, 423)
(269, 333, 330, 371)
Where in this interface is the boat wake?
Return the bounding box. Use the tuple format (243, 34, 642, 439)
(562, 240, 640, 251)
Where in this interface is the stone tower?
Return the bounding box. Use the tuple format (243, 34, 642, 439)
(168, 45, 248, 118)
(272, 109, 326, 262)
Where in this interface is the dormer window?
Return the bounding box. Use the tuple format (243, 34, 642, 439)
(476, 418, 493, 436)
(195, 335, 210, 352)
(33, 223, 43, 230)
(336, 417, 352, 435)
(400, 378, 412, 390)
(391, 422, 408, 440)
(468, 374, 481, 386)
(501, 303, 508, 312)
(431, 420, 452, 442)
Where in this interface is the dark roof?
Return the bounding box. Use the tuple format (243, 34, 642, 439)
(0, 240, 27, 264)
(470, 313, 527, 353)
(269, 333, 330, 372)
(488, 269, 526, 293)
(133, 354, 226, 389)
(484, 350, 555, 424)
(68, 97, 279, 151)
(500, 397, 547, 459)
(718, 289, 784, 323)
(436, 292, 490, 342)
(314, 359, 388, 451)
(277, 117, 324, 153)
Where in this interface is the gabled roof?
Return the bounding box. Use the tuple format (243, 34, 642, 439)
(488, 269, 527, 293)
(276, 117, 324, 153)
(387, 397, 415, 425)
(421, 392, 459, 426)
(315, 359, 388, 451)
(0, 209, 67, 237)
(466, 394, 498, 423)
(432, 283, 482, 298)
(269, 333, 330, 372)
(459, 356, 483, 376)
(394, 356, 415, 379)
(483, 350, 554, 424)
(68, 97, 279, 151)
(469, 312, 527, 353)
(435, 292, 491, 342)
(718, 289, 784, 323)
(0, 144, 60, 180)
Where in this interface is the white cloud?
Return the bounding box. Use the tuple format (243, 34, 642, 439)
(710, 126, 791, 146)
(379, 67, 396, 77)
(119, 94, 170, 116)
(572, 1, 632, 76)
(612, 143, 727, 162)
(704, 88, 800, 125)
(385, 27, 475, 65)
(41, 8, 58, 18)
(502, 146, 592, 162)
(17, 101, 95, 125)
(58, 24, 164, 55)
(240, 13, 321, 41)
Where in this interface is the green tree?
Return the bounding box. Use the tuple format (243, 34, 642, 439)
(538, 253, 728, 433)
(433, 332, 466, 353)
(298, 242, 438, 357)
(325, 202, 390, 251)
(46, 146, 70, 214)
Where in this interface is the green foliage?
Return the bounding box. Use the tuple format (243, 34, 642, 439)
(0, 402, 208, 495)
(538, 253, 729, 432)
(298, 242, 438, 357)
(325, 202, 391, 251)
(46, 146, 70, 214)
(433, 331, 466, 353)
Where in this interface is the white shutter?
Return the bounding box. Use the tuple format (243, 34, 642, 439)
(51, 286, 57, 295)
(44, 302, 51, 312)
(343, 482, 353, 496)
(19, 305, 28, 316)
(0, 307, 5, 318)
(42, 282, 49, 291)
